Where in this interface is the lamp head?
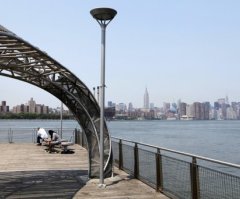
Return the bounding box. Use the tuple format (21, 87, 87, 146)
(90, 8, 117, 21)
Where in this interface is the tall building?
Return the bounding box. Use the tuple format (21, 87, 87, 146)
(203, 102, 210, 120)
(0, 101, 9, 113)
(225, 95, 229, 105)
(36, 104, 42, 114)
(42, 106, 49, 114)
(143, 88, 149, 109)
(163, 102, 170, 113)
(193, 102, 201, 120)
(108, 101, 113, 107)
(28, 98, 36, 113)
(214, 102, 220, 110)
(128, 102, 133, 112)
(179, 102, 187, 116)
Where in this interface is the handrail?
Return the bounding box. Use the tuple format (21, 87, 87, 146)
(111, 136, 240, 169)
(0, 127, 77, 144)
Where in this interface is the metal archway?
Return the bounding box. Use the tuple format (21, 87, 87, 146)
(0, 25, 112, 178)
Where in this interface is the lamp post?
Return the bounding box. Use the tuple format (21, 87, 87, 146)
(93, 87, 96, 98)
(90, 7, 117, 186)
(60, 101, 63, 138)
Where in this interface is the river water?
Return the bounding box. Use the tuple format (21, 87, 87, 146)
(0, 119, 239, 164)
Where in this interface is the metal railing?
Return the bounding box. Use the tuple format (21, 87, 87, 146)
(33, 129, 240, 199)
(7, 128, 13, 143)
(0, 128, 76, 143)
(74, 129, 88, 149)
(110, 137, 240, 199)
(2, 127, 240, 198)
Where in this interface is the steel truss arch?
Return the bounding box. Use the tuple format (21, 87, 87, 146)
(0, 25, 112, 178)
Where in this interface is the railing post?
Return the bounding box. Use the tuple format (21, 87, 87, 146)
(82, 130, 85, 147)
(134, 143, 139, 179)
(74, 129, 78, 144)
(190, 157, 199, 199)
(80, 130, 82, 146)
(8, 128, 10, 143)
(11, 129, 13, 143)
(119, 139, 123, 169)
(155, 148, 163, 192)
(8, 128, 13, 143)
(32, 128, 35, 143)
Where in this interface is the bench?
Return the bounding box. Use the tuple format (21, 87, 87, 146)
(61, 141, 74, 153)
(43, 139, 61, 153)
(42, 138, 74, 153)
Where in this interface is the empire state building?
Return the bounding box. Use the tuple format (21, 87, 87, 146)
(143, 88, 149, 109)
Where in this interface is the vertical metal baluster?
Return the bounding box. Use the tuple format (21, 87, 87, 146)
(7, 128, 10, 143)
(119, 139, 123, 170)
(190, 156, 199, 199)
(134, 143, 139, 179)
(156, 148, 164, 192)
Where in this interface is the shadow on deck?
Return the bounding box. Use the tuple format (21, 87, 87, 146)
(0, 169, 88, 198)
(0, 143, 168, 199)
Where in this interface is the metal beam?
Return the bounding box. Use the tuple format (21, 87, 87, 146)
(0, 25, 113, 178)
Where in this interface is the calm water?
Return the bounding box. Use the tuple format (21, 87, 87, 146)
(108, 120, 240, 164)
(0, 119, 240, 164)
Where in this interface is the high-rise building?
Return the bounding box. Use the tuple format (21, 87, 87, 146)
(2, 101, 6, 106)
(108, 101, 113, 107)
(203, 102, 210, 120)
(179, 102, 187, 116)
(225, 95, 229, 105)
(28, 98, 36, 113)
(36, 104, 42, 114)
(43, 106, 49, 114)
(0, 101, 9, 113)
(143, 88, 149, 109)
(193, 102, 201, 120)
(214, 102, 220, 110)
(163, 102, 170, 113)
(128, 102, 133, 112)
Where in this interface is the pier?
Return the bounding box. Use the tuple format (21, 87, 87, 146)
(0, 143, 168, 198)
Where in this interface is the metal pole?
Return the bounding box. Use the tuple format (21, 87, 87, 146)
(97, 86, 100, 103)
(93, 87, 96, 98)
(60, 102, 63, 138)
(99, 24, 106, 185)
(90, 7, 117, 187)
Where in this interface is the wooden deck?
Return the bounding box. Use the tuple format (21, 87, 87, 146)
(0, 143, 169, 198)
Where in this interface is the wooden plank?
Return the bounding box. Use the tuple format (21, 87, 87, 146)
(0, 143, 169, 198)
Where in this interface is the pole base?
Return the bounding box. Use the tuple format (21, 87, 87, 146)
(98, 183, 106, 188)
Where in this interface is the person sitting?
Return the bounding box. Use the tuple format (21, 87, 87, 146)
(48, 130, 60, 142)
(47, 130, 61, 152)
(36, 127, 48, 146)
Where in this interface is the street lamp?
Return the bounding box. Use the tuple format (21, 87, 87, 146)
(90, 7, 117, 186)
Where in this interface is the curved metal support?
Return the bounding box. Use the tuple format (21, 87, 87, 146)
(0, 25, 112, 178)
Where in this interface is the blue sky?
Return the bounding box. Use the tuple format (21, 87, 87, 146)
(0, 1, 239, 108)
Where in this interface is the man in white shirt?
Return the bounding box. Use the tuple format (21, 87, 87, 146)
(36, 127, 48, 145)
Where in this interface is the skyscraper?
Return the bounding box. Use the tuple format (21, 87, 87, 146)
(28, 98, 36, 113)
(143, 88, 149, 109)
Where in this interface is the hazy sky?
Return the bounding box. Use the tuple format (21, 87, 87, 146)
(0, 1, 239, 108)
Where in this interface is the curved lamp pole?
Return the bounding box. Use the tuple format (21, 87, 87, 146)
(90, 8, 117, 186)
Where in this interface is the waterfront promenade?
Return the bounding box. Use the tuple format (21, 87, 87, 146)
(0, 143, 168, 198)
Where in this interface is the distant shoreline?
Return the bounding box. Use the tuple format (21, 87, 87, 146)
(0, 113, 74, 120)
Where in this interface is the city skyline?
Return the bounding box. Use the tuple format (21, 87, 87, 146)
(0, 1, 240, 108)
(0, 98, 61, 112)
(0, 91, 237, 111)
(1, 93, 239, 120)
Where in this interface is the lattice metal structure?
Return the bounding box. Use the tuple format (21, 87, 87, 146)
(0, 25, 112, 178)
